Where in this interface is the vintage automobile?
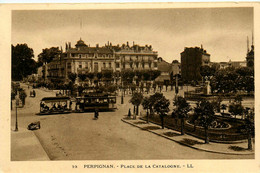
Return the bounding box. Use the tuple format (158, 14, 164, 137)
(27, 121, 41, 130)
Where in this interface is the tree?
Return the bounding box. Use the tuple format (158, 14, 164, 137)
(149, 92, 163, 115)
(19, 89, 27, 106)
(87, 72, 95, 85)
(228, 102, 244, 119)
(142, 97, 150, 123)
(150, 70, 161, 81)
(210, 68, 238, 94)
(78, 73, 87, 85)
(211, 96, 223, 113)
(129, 92, 143, 116)
(130, 84, 137, 94)
(37, 47, 60, 65)
(102, 70, 113, 85)
(244, 108, 254, 150)
(68, 73, 77, 83)
(68, 73, 77, 95)
(200, 65, 215, 82)
(153, 94, 170, 129)
(194, 99, 215, 144)
(12, 44, 37, 81)
(173, 96, 191, 135)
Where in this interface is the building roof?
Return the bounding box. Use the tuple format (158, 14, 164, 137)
(157, 59, 172, 72)
(67, 47, 113, 54)
(155, 74, 170, 82)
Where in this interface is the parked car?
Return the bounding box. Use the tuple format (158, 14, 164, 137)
(27, 121, 41, 130)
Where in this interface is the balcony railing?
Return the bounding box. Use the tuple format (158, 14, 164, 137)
(101, 67, 113, 71)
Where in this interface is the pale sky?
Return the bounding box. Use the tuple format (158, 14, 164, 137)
(12, 8, 253, 63)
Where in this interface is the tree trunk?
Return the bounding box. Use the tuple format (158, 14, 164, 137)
(181, 118, 185, 135)
(205, 126, 209, 144)
(136, 105, 139, 116)
(146, 109, 149, 123)
(161, 116, 164, 129)
(248, 132, 252, 150)
(134, 106, 136, 115)
(193, 121, 197, 132)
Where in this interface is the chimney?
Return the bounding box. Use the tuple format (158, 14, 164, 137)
(96, 44, 99, 48)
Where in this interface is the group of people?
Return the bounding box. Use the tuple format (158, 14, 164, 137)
(40, 101, 68, 112)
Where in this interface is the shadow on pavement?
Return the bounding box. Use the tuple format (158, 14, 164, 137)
(163, 131, 180, 137)
(133, 121, 147, 125)
(142, 126, 161, 130)
(179, 138, 204, 146)
(228, 146, 247, 151)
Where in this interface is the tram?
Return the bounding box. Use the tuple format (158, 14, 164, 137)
(75, 92, 117, 112)
(39, 96, 72, 115)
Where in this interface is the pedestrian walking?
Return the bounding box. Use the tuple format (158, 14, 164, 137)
(69, 100, 72, 110)
(33, 90, 36, 97)
(94, 109, 99, 120)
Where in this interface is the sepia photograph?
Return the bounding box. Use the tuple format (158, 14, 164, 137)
(1, 2, 259, 172)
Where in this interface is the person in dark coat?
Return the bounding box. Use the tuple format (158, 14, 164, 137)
(33, 90, 36, 97)
(94, 109, 99, 119)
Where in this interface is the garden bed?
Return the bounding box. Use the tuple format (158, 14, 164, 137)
(141, 114, 249, 142)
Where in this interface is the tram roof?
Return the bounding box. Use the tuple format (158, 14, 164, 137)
(41, 96, 70, 102)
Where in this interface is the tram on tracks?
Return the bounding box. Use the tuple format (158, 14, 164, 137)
(75, 92, 117, 112)
(39, 96, 72, 115)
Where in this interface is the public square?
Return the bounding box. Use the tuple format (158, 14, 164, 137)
(11, 83, 254, 160)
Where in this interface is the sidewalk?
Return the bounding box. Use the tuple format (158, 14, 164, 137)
(122, 117, 255, 155)
(11, 127, 50, 161)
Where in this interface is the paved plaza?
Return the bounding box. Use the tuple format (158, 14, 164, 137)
(11, 83, 254, 160)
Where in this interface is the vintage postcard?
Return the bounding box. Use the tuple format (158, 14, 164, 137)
(0, 2, 259, 173)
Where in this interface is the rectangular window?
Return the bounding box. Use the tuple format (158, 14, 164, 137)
(154, 62, 157, 67)
(79, 54, 82, 58)
(109, 62, 112, 68)
(103, 62, 106, 68)
(79, 65, 82, 68)
(116, 63, 120, 68)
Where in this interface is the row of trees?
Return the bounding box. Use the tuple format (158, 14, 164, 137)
(129, 92, 254, 148)
(199, 66, 254, 94)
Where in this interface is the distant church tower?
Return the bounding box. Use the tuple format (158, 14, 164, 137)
(246, 34, 254, 68)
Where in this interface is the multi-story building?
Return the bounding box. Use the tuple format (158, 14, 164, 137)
(211, 60, 247, 70)
(114, 41, 158, 72)
(181, 46, 210, 82)
(45, 39, 159, 83)
(171, 60, 181, 76)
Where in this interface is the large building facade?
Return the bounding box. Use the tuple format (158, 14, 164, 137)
(181, 46, 210, 82)
(45, 39, 158, 83)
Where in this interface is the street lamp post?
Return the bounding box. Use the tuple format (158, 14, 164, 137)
(15, 98, 19, 131)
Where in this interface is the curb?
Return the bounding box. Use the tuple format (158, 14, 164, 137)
(121, 119, 254, 156)
(32, 130, 51, 160)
